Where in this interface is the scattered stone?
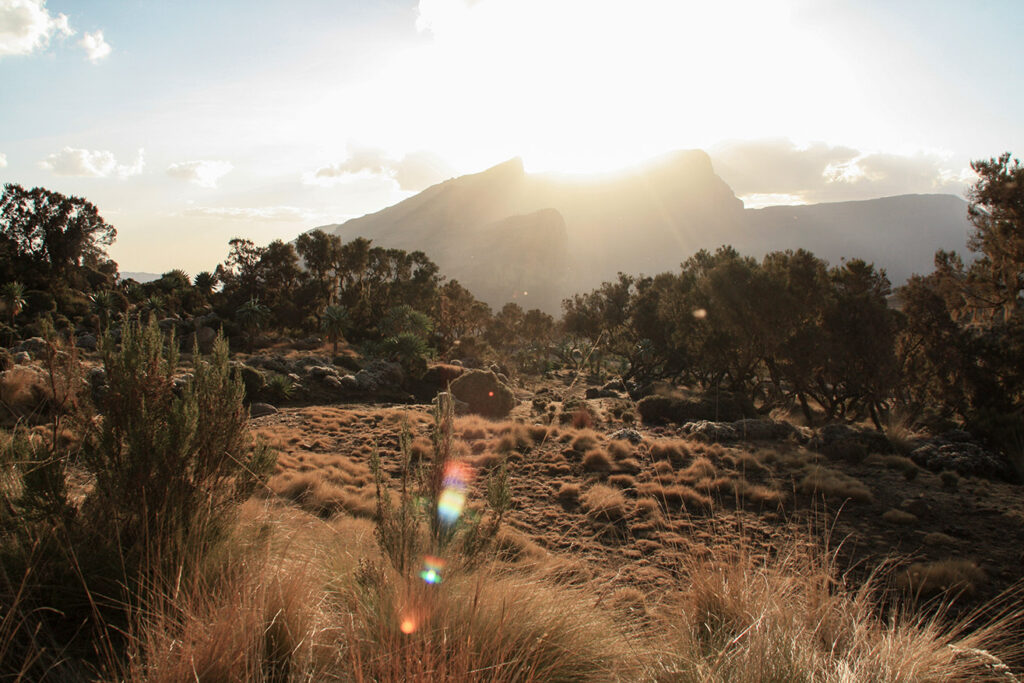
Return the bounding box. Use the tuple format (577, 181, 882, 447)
(76, 333, 98, 351)
(13, 337, 48, 356)
(449, 369, 517, 418)
(910, 438, 1013, 481)
(249, 402, 278, 418)
(684, 420, 740, 442)
(353, 360, 405, 394)
(609, 428, 644, 444)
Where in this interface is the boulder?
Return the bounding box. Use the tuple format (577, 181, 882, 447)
(353, 360, 405, 394)
(810, 424, 892, 461)
(76, 333, 98, 351)
(684, 420, 740, 442)
(14, 337, 48, 357)
(730, 418, 801, 442)
(195, 326, 218, 352)
(249, 402, 278, 418)
(448, 369, 517, 418)
(230, 363, 265, 398)
(637, 392, 754, 425)
(585, 386, 623, 399)
(13, 351, 30, 364)
(608, 428, 644, 444)
(910, 439, 1013, 480)
(422, 363, 465, 390)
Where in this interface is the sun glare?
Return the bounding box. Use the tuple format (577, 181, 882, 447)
(340, 0, 857, 176)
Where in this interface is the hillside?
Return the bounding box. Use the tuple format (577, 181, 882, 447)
(318, 153, 972, 312)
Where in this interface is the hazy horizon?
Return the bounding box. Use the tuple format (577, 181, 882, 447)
(1, 0, 1022, 276)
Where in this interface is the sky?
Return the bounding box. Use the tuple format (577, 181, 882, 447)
(1, 0, 1022, 276)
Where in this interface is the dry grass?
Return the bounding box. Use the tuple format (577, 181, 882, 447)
(896, 560, 987, 599)
(608, 474, 637, 489)
(678, 456, 718, 484)
(608, 439, 634, 461)
(555, 481, 581, 506)
(571, 408, 594, 429)
(581, 484, 630, 523)
(582, 448, 614, 473)
(798, 465, 874, 503)
(570, 429, 602, 453)
(637, 482, 712, 511)
(649, 438, 693, 466)
(882, 509, 919, 525)
(652, 530, 1022, 682)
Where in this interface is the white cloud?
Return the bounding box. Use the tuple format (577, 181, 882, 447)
(307, 146, 452, 191)
(183, 205, 316, 222)
(0, 152, 7, 168)
(40, 147, 145, 178)
(711, 139, 975, 205)
(0, 0, 72, 57)
(79, 29, 110, 63)
(167, 160, 234, 188)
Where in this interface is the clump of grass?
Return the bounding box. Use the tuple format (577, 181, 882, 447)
(866, 453, 920, 480)
(571, 408, 594, 429)
(678, 456, 717, 484)
(608, 474, 637, 489)
(637, 482, 712, 511)
(581, 484, 630, 523)
(940, 470, 960, 490)
(882, 509, 918, 525)
(654, 528, 1021, 682)
(582, 448, 614, 473)
(570, 429, 601, 453)
(555, 481, 580, 506)
(798, 465, 873, 503)
(608, 439, 634, 461)
(650, 438, 692, 466)
(896, 559, 986, 599)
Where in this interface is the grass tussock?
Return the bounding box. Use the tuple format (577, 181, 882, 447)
(581, 484, 630, 523)
(637, 481, 712, 511)
(582, 448, 614, 473)
(653, 531, 1022, 682)
(798, 465, 874, 503)
(650, 438, 693, 465)
(677, 456, 718, 484)
(570, 429, 602, 453)
(896, 559, 987, 599)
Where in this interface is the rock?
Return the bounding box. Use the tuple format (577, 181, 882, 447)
(13, 351, 30, 364)
(249, 402, 278, 418)
(333, 355, 361, 372)
(810, 424, 892, 462)
(730, 418, 800, 442)
(602, 379, 627, 393)
(585, 387, 623, 399)
(308, 365, 337, 379)
(684, 420, 740, 442)
(900, 496, 931, 518)
(76, 333, 98, 351)
(637, 392, 754, 424)
(449, 369, 517, 418)
(322, 375, 342, 390)
(157, 317, 179, 333)
(432, 391, 470, 415)
(353, 360, 405, 394)
(195, 326, 217, 352)
(609, 428, 644, 444)
(0, 348, 12, 372)
(14, 337, 48, 356)
(340, 374, 359, 390)
(422, 363, 465, 389)
(231, 363, 265, 397)
(87, 366, 107, 404)
(910, 438, 1012, 480)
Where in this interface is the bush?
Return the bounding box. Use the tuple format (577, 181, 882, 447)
(84, 319, 275, 574)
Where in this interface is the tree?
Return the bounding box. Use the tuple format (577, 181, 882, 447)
(0, 281, 26, 326)
(0, 184, 116, 288)
(235, 298, 270, 351)
(320, 304, 350, 355)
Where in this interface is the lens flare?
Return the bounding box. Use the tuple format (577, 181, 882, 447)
(400, 616, 417, 634)
(438, 461, 472, 526)
(420, 555, 446, 584)
(692, 308, 707, 319)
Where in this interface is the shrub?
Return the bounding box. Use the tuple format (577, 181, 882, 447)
(83, 319, 275, 573)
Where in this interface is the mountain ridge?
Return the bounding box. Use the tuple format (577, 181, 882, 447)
(316, 153, 971, 312)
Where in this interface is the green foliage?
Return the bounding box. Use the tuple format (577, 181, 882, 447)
(0, 281, 26, 325)
(320, 303, 350, 354)
(84, 319, 275, 571)
(263, 372, 295, 403)
(380, 331, 431, 379)
(369, 392, 510, 578)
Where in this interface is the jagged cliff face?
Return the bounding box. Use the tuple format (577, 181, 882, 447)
(318, 152, 972, 312)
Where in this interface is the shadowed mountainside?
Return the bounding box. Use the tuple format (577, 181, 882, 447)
(318, 152, 971, 311)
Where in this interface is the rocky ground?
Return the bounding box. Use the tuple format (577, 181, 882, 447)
(246, 360, 1024, 625)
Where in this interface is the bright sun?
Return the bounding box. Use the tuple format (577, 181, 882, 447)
(336, 0, 860, 175)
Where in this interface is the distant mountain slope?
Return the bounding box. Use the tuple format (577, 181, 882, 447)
(317, 152, 972, 312)
(739, 194, 971, 285)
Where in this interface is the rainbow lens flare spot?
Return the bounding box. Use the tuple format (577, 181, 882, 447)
(420, 555, 445, 584)
(437, 488, 466, 525)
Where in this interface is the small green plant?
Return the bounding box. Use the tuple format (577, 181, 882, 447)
(369, 392, 511, 578)
(381, 331, 432, 380)
(264, 372, 295, 403)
